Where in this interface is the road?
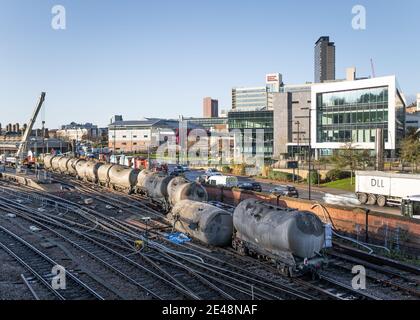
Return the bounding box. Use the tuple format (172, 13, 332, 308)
(177, 167, 400, 216)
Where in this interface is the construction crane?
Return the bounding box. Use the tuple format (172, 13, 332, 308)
(370, 58, 376, 78)
(16, 92, 46, 167)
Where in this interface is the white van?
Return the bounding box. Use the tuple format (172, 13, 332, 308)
(208, 175, 238, 188)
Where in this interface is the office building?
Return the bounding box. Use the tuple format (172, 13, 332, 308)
(406, 113, 420, 131)
(228, 109, 274, 158)
(184, 117, 228, 132)
(56, 122, 101, 142)
(272, 84, 312, 158)
(108, 116, 203, 153)
(314, 36, 336, 83)
(311, 75, 406, 157)
(232, 73, 282, 111)
(203, 97, 219, 118)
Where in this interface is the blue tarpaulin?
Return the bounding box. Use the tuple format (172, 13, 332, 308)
(165, 232, 191, 244)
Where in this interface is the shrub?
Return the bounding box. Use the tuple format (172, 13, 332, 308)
(267, 170, 294, 182)
(306, 170, 321, 184)
(221, 165, 232, 174)
(325, 169, 351, 182)
(232, 164, 246, 176)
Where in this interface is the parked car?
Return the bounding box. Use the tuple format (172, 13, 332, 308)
(181, 165, 190, 172)
(170, 170, 180, 177)
(270, 185, 299, 198)
(238, 182, 262, 192)
(205, 168, 219, 175)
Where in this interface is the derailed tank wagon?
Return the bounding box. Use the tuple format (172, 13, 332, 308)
(136, 170, 174, 209)
(232, 198, 328, 276)
(167, 199, 233, 246)
(98, 164, 139, 193)
(167, 176, 208, 207)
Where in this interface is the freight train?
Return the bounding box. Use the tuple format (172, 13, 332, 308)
(43, 154, 206, 210)
(42, 154, 330, 277)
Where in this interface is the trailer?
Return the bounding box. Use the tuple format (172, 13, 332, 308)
(355, 171, 420, 216)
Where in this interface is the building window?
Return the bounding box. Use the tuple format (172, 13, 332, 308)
(316, 86, 390, 144)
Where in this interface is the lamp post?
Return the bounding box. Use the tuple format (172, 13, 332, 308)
(308, 108, 312, 201)
(295, 121, 300, 180)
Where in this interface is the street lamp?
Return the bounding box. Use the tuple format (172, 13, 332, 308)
(308, 108, 314, 201)
(295, 121, 300, 180)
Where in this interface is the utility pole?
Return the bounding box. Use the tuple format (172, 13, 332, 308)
(42, 121, 45, 156)
(308, 109, 312, 200)
(295, 121, 300, 180)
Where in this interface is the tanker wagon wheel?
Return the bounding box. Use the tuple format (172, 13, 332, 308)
(377, 195, 387, 207)
(367, 194, 377, 206)
(357, 193, 368, 204)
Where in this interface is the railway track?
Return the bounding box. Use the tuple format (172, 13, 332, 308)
(0, 195, 227, 299)
(326, 244, 420, 298)
(2, 178, 418, 300)
(0, 184, 312, 300)
(0, 224, 104, 300)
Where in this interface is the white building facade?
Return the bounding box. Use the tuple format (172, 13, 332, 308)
(311, 76, 406, 157)
(417, 93, 420, 111)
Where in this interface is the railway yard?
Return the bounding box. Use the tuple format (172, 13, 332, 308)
(0, 169, 420, 301)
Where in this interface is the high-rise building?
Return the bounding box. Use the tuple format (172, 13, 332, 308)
(314, 36, 336, 83)
(232, 73, 282, 111)
(203, 97, 219, 118)
(272, 84, 312, 158)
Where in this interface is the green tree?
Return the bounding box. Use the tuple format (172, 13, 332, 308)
(400, 134, 420, 173)
(330, 143, 372, 184)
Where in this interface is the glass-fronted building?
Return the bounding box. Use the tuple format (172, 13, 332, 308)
(231, 73, 282, 111)
(232, 87, 268, 110)
(311, 76, 406, 157)
(184, 117, 228, 131)
(228, 110, 273, 158)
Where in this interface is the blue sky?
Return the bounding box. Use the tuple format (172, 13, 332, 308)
(1, 0, 419, 128)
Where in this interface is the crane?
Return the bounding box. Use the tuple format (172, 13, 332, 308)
(370, 58, 376, 78)
(16, 92, 46, 165)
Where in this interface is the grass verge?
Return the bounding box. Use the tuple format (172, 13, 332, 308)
(322, 177, 355, 192)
